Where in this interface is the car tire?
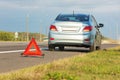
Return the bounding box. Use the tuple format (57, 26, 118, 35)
(96, 39, 101, 50)
(59, 46, 64, 51)
(48, 45, 55, 51)
(96, 46, 101, 50)
(90, 43, 96, 52)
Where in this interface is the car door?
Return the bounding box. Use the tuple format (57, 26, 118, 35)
(92, 16, 101, 47)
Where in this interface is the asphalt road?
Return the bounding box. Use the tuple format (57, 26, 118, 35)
(0, 42, 119, 73)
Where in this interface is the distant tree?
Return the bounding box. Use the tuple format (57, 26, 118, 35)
(0, 31, 46, 41)
(0, 31, 14, 41)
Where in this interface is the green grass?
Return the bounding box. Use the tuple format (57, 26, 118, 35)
(0, 47, 120, 80)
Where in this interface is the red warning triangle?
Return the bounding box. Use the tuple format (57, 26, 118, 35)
(23, 38, 42, 56)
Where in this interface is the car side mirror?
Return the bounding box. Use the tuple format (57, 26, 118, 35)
(98, 23, 104, 28)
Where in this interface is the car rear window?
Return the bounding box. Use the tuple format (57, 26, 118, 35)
(55, 14, 89, 22)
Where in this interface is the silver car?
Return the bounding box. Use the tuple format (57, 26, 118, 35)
(48, 13, 103, 51)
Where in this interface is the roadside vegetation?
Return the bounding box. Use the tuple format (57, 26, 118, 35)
(0, 31, 14, 41)
(102, 36, 119, 44)
(0, 46, 120, 80)
(0, 31, 45, 41)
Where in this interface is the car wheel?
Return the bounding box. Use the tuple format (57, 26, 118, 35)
(90, 43, 96, 52)
(48, 45, 55, 51)
(96, 46, 101, 50)
(96, 39, 101, 50)
(59, 46, 64, 51)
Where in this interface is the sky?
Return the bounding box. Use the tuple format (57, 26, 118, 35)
(0, 0, 120, 40)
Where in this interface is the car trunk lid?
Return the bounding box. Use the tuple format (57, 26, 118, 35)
(54, 21, 84, 34)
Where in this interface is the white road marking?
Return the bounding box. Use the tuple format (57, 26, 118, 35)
(0, 48, 48, 54)
(0, 50, 24, 54)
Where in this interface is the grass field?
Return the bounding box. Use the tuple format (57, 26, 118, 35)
(0, 47, 120, 80)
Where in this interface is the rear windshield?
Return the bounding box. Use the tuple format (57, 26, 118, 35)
(55, 14, 89, 22)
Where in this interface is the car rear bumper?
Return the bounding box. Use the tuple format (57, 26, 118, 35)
(48, 33, 93, 47)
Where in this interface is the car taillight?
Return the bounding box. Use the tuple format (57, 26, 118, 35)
(50, 38, 54, 40)
(50, 25, 57, 31)
(83, 26, 92, 32)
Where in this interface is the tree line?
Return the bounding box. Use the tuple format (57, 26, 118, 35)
(0, 31, 45, 41)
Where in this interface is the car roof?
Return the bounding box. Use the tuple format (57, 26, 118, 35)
(59, 13, 90, 16)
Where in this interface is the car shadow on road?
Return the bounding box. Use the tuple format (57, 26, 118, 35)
(43, 47, 90, 53)
(62, 49, 89, 53)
